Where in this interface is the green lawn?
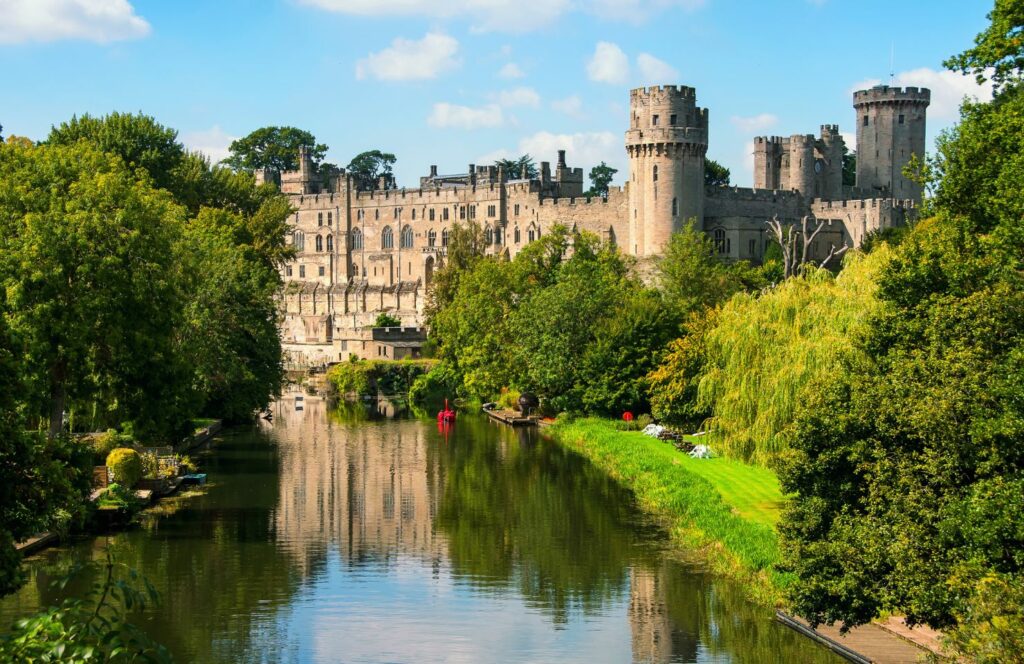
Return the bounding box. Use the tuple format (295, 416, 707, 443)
(548, 417, 789, 603)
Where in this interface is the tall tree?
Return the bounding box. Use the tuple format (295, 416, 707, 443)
(945, 0, 1024, 93)
(704, 159, 731, 187)
(495, 155, 538, 180)
(656, 221, 747, 317)
(224, 126, 328, 174)
(347, 150, 397, 191)
(842, 146, 857, 186)
(587, 162, 618, 197)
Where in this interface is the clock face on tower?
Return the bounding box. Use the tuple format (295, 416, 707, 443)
(814, 160, 823, 174)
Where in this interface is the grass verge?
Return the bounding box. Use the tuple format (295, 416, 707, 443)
(547, 417, 789, 605)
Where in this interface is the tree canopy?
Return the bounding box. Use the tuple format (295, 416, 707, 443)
(495, 155, 538, 180)
(704, 159, 731, 187)
(348, 150, 397, 191)
(587, 162, 618, 197)
(223, 126, 328, 174)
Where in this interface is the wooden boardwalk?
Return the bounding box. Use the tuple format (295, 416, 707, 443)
(484, 409, 537, 427)
(778, 611, 936, 663)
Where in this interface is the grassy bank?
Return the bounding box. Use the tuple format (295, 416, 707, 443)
(548, 417, 788, 604)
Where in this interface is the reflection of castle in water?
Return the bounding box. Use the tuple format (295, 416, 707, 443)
(268, 395, 447, 574)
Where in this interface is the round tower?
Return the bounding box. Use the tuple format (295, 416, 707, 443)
(626, 85, 708, 256)
(853, 85, 930, 201)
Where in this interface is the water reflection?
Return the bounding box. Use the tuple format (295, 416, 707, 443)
(0, 395, 839, 663)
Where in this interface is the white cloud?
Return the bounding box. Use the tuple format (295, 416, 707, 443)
(552, 95, 585, 119)
(181, 125, 237, 164)
(730, 113, 779, 134)
(355, 32, 460, 81)
(587, 42, 630, 85)
(0, 0, 150, 44)
(636, 53, 678, 83)
(428, 103, 505, 130)
(498, 62, 525, 79)
(493, 87, 541, 108)
(299, 0, 571, 33)
(482, 131, 622, 176)
(851, 68, 993, 121)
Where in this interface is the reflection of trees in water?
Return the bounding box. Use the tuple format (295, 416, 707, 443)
(431, 418, 662, 624)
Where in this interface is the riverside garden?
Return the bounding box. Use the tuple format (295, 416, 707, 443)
(0, 4, 1022, 662)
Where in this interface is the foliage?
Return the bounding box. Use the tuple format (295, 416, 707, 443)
(223, 126, 328, 174)
(494, 154, 537, 180)
(841, 146, 856, 187)
(328, 360, 435, 398)
(696, 249, 890, 464)
(91, 430, 133, 465)
(373, 312, 402, 328)
(424, 219, 488, 326)
(550, 418, 787, 602)
(647, 308, 718, 428)
(106, 449, 143, 488)
(409, 363, 460, 407)
(95, 482, 141, 511)
(0, 552, 170, 662)
(586, 161, 617, 197)
(495, 388, 521, 411)
(944, 0, 1024, 94)
(704, 159, 731, 187)
(347, 150, 396, 191)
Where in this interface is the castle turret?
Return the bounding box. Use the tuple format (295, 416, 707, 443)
(626, 85, 708, 256)
(853, 85, 930, 201)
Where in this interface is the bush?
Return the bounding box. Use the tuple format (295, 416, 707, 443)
(496, 387, 520, 410)
(95, 483, 140, 510)
(409, 364, 459, 408)
(91, 429, 133, 464)
(636, 413, 653, 429)
(373, 312, 402, 328)
(106, 448, 143, 488)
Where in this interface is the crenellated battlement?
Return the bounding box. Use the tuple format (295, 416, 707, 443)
(811, 197, 917, 211)
(707, 185, 805, 203)
(537, 186, 627, 207)
(630, 85, 697, 99)
(853, 85, 931, 106)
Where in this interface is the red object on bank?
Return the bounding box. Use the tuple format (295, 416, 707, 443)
(437, 399, 456, 423)
(623, 411, 634, 422)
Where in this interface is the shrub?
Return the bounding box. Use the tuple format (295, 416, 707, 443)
(106, 449, 143, 488)
(373, 312, 402, 328)
(496, 387, 521, 410)
(636, 413, 653, 429)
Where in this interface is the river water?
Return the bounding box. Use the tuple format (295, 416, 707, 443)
(1, 395, 840, 663)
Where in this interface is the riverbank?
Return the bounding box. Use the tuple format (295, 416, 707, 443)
(547, 417, 788, 605)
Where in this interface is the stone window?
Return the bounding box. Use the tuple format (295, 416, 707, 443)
(713, 228, 728, 255)
(412, 209, 417, 221)
(652, 114, 659, 126)
(469, 205, 476, 219)
(672, 197, 678, 216)
(350, 228, 363, 250)
(428, 229, 436, 247)
(326, 235, 333, 251)
(514, 204, 520, 216)
(899, 114, 905, 124)
(286, 265, 292, 277)
(318, 212, 323, 226)
(394, 208, 400, 219)
(341, 340, 347, 351)
(670, 114, 677, 125)
(441, 229, 449, 247)
(459, 206, 466, 220)
(494, 226, 502, 245)
(653, 165, 658, 182)
(863, 115, 869, 126)
(319, 266, 325, 277)
(487, 205, 496, 217)
(528, 226, 536, 242)
(382, 226, 394, 250)
(514, 227, 521, 243)
(375, 209, 380, 220)
(748, 238, 756, 256)
(293, 231, 305, 251)
(443, 208, 450, 221)
(400, 225, 413, 249)
(429, 208, 436, 221)
(316, 235, 323, 252)
(328, 212, 333, 226)
(485, 226, 493, 244)
(299, 265, 306, 278)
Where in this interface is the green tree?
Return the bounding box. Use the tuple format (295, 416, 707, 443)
(944, 0, 1024, 93)
(223, 126, 328, 175)
(656, 221, 746, 317)
(646, 308, 718, 428)
(0, 141, 187, 439)
(347, 150, 397, 191)
(373, 312, 402, 328)
(704, 159, 731, 187)
(842, 146, 857, 186)
(495, 154, 538, 180)
(586, 161, 618, 197)
(424, 219, 488, 325)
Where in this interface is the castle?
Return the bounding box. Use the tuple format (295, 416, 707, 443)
(274, 83, 929, 368)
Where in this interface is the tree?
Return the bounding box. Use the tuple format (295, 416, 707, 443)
(586, 162, 618, 197)
(495, 155, 537, 180)
(944, 0, 1024, 94)
(764, 215, 848, 279)
(656, 221, 747, 316)
(704, 159, 731, 187)
(223, 126, 328, 174)
(424, 219, 488, 325)
(347, 150, 396, 191)
(373, 313, 402, 328)
(842, 146, 857, 186)
(48, 112, 185, 192)
(0, 141, 187, 439)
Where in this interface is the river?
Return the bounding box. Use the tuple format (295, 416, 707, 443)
(0, 394, 840, 663)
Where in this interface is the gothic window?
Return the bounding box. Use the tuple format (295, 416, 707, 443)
(286, 265, 292, 277)
(459, 206, 466, 220)
(315, 235, 323, 252)
(429, 208, 436, 221)
(299, 265, 306, 278)
(326, 235, 333, 251)
(653, 165, 658, 182)
(714, 228, 727, 254)
(400, 225, 413, 249)
(672, 197, 678, 216)
(528, 226, 536, 242)
(441, 229, 449, 247)
(485, 226, 493, 244)
(493, 226, 502, 245)
(382, 226, 394, 250)
(328, 212, 333, 226)
(469, 205, 476, 219)
(428, 229, 436, 247)
(350, 228, 363, 250)
(443, 208, 450, 221)
(514, 204, 520, 216)
(318, 212, 323, 226)
(514, 227, 521, 243)
(293, 231, 305, 251)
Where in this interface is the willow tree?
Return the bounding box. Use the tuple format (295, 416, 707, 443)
(695, 248, 891, 464)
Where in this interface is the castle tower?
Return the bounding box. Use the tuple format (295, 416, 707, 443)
(853, 85, 930, 201)
(626, 85, 708, 256)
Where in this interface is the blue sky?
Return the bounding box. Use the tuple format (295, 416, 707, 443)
(1, 0, 994, 187)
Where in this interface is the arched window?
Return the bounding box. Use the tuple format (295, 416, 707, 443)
(493, 226, 502, 245)
(315, 235, 323, 252)
(326, 235, 333, 251)
(514, 227, 521, 244)
(484, 226, 493, 244)
(672, 197, 678, 216)
(714, 228, 727, 255)
(381, 226, 394, 250)
(293, 231, 305, 251)
(653, 165, 659, 182)
(427, 229, 436, 247)
(441, 229, 449, 247)
(400, 225, 413, 249)
(350, 228, 363, 250)
(528, 226, 536, 242)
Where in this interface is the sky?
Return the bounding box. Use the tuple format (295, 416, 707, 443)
(0, 0, 995, 188)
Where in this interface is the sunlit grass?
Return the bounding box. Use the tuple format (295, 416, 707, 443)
(549, 417, 789, 604)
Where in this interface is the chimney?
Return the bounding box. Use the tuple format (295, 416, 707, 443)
(430, 165, 438, 177)
(557, 150, 567, 168)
